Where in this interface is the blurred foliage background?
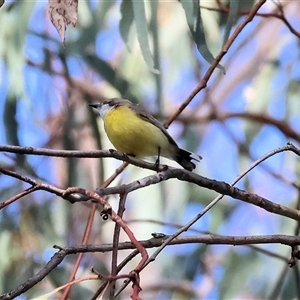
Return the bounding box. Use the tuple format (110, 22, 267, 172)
(1, 0, 300, 299)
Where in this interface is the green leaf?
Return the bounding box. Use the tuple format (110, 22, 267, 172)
(3, 96, 19, 146)
(286, 79, 300, 120)
(132, 0, 159, 74)
(119, 0, 133, 51)
(0, 1, 35, 97)
(181, 0, 225, 73)
(3, 96, 26, 166)
(223, 0, 239, 44)
(149, 0, 162, 109)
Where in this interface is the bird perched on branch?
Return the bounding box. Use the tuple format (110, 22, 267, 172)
(90, 98, 202, 171)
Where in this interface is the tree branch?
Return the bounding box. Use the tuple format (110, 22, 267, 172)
(1, 233, 298, 300)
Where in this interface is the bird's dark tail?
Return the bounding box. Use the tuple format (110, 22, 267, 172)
(176, 148, 202, 171)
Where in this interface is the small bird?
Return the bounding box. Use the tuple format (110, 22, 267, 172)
(89, 98, 202, 171)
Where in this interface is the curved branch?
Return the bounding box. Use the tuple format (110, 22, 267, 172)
(1, 233, 298, 300)
(1, 143, 300, 221)
(164, 0, 267, 127)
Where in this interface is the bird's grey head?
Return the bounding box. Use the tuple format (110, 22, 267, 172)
(89, 98, 133, 118)
(89, 102, 112, 118)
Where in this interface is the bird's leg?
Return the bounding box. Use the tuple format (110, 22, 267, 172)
(154, 147, 161, 170)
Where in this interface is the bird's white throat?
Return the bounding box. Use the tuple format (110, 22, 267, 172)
(99, 103, 113, 119)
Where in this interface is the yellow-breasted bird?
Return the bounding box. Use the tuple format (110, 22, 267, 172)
(89, 98, 202, 171)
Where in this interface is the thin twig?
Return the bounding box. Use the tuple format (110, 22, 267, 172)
(109, 192, 128, 299)
(4, 233, 299, 300)
(114, 142, 300, 294)
(164, 0, 267, 128)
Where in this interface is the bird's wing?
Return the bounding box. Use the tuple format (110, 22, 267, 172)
(131, 103, 178, 147)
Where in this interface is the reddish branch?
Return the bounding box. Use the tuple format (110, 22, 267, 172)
(164, 0, 268, 127)
(60, 166, 131, 299)
(2, 1, 290, 299)
(1, 142, 299, 299)
(1, 143, 300, 219)
(63, 187, 148, 299)
(60, 203, 98, 300)
(2, 234, 300, 299)
(109, 192, 128, 299)
(178, 111, 300, 143)
(203, 1, 300, 39)
(0, 170, 148, 300)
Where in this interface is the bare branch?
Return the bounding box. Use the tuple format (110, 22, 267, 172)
(1, 143, 300, 221)
(164, 0, 267, 127)
(2, 234, 298, 300)
(0, 145, 158, 171)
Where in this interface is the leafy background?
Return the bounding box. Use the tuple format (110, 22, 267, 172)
(1, 0, 300, 299)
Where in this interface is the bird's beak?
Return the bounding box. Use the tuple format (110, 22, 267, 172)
(89, 103, 99, 109)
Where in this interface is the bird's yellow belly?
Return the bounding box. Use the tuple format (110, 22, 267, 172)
(103, 106, 170, 158)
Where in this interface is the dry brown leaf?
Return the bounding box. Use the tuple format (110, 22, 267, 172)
(48, 0, 78, 44)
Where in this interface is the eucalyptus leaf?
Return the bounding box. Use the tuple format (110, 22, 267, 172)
(0, 1, 35, 98)
(286, 79, 300, 120)
(132, 0, 159, 73)
(3, 96, 19, 146)
(3, 96, 25, 167)
(119, 0, 133, 51)
(223, 0, 239, 44)
(181, 0, 225, 73)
